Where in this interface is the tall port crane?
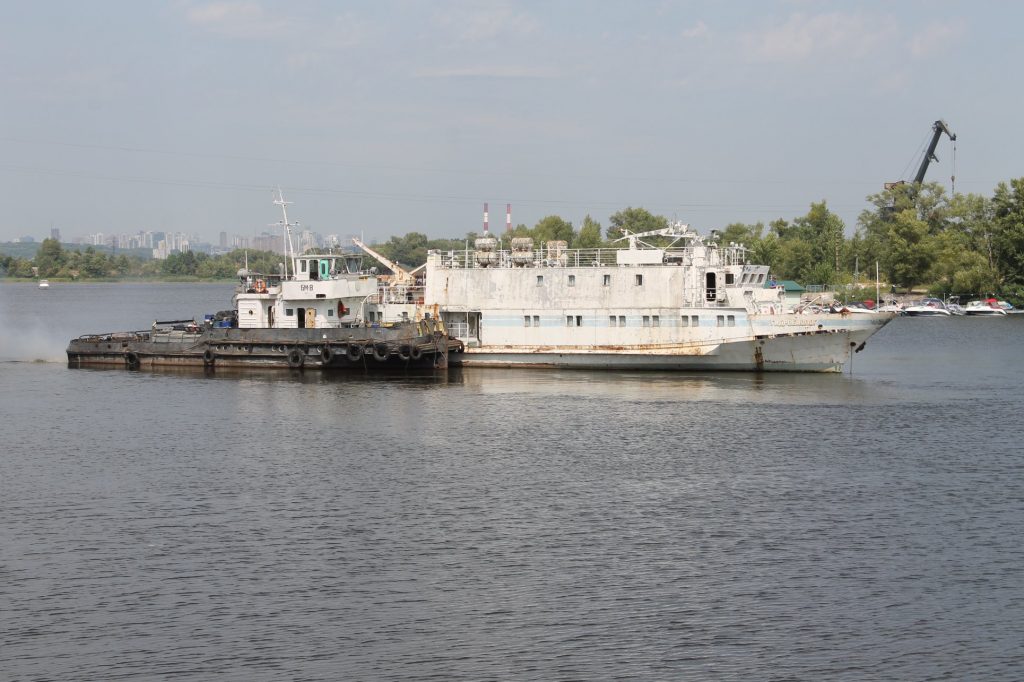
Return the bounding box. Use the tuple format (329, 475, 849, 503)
(886, 119, 957, 191)
(913, 119, 956, 185)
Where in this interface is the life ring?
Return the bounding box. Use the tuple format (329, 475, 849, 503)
(321, 345, 334, 364)
(371, 342, 389, 362)
(125, 351, 140, 369)
(346, 344, 363, 362)
(202, 349, 215, 366)
(397, 344, 412, 361)
(287, 347, 305, 368)
(409, 345, 423, 361)
(255, 279, 267, 294)
(337, 301, 348, 317)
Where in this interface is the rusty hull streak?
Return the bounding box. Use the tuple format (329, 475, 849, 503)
(471, 342, 720, 356)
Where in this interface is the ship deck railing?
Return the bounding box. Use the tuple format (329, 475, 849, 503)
(433, 245, 747, 269)
(368, 285, 426, 305)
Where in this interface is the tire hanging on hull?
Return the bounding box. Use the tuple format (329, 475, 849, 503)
(346, 344, 363, 362)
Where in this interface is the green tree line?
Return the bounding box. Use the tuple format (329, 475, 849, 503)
(0, 243, 288, 281)
(5, 177, 1024, 302)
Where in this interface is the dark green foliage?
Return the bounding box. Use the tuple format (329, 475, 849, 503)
(606, 207, 668, 241)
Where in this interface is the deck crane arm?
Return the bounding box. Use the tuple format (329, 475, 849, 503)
(913, 119, 957, 184)
(351, 237, 414, 284)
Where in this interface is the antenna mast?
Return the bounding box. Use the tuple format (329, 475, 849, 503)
(273, 187, 298, 278)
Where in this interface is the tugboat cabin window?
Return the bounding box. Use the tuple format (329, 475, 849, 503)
(608, 316, 616, 326)
(603, 274, 611, 286)
(652, 315, 660, 327)
(642, 315, 650, 327)
(717, 315, 725, 327)
(524, 315, 531, 327)
(568, 275, 576, 287)
(537, 275, 544, 286)
(327, 309, 334, 317)
(727, 315, 736, 326)
(681, 316, 689, 327)
(285, 308, 294, 316)
(533, 315, 540, 326)
(725, 273, 735, 285)
(575, 315, 582, 327)
(618, 315, 626, 326)
(300, 260, 307, 272)
(635, 274, 643, 286)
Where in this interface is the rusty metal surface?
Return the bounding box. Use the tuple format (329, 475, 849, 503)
(67, 324, 463, 372)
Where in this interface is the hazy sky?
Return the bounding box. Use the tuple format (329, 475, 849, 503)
(2, 1, 1020, 244)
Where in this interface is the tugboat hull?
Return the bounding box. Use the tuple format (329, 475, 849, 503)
(67, 326, 462, 371)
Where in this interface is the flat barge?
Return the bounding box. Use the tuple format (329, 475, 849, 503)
(67, 321, 461, 371)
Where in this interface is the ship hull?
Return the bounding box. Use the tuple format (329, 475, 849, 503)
(67, 326, 461, 371)
(447, 314, 891, 372)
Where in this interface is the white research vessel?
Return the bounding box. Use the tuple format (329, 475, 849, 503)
(415, 223, 894, 372)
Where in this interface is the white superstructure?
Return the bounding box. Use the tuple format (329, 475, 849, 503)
(233, 253, 379, 329)
(421, 223, 893, 372)
(233, 190, 380, 330)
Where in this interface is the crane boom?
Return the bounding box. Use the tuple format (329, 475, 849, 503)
(351, 237, 414, 283)
(913, 119, 956, 185)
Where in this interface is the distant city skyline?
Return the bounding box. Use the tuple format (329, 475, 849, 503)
(3, 2, 1022, 243)
(6, 224, 353, 261)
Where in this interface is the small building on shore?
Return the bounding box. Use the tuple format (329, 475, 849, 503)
(769, 279, 806, 309)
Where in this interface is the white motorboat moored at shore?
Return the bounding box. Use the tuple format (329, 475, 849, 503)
(903, 298, 952, 316)
(964, 299, 1008, 316)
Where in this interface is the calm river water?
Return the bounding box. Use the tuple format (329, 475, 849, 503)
(2, 282, 1023, 681)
